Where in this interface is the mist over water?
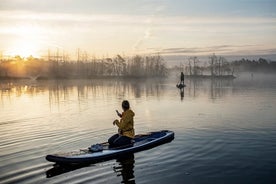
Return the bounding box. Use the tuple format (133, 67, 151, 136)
(0, 73, 276, 184)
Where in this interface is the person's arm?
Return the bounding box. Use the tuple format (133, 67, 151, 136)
(115, 113, 131, 129)
(116, 110, 122, 117)
(113, 119, 119, 125)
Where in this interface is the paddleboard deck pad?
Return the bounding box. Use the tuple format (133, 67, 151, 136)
(46, 130, 174, 164)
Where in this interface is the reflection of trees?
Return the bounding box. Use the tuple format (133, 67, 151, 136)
(186, 79, 203, 98)
(48, 79, 165, 106)
(0, 79, 165, 106)
(185, 78, 234, 100)
(210, 79, 234, 100)
(113, 154, 135, 184)
(0, 81, 42, 98)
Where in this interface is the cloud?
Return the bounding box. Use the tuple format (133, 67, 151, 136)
(133, 27, 153, 50)
(0, 8, 275, 56)
(132, 2, 166, 51)
(148, 45, 274, 56)
(1, 10, 275, 30)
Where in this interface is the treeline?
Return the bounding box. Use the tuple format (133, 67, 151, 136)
(173, 55, 276, 77)
(232, 58, 276, 72)
(173, 54, 235, 77)
(185, 55, 234, 76)
(0, 54, 168, 79)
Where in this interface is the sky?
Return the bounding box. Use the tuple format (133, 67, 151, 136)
(0, 0, 276, 59)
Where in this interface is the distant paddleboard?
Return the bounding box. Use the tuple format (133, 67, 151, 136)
(176, 83, 186, 89)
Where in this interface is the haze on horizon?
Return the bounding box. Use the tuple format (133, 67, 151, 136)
(0, 0, 275, 59)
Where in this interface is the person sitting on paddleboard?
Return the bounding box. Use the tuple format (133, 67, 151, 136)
(108, 100, 135, 147)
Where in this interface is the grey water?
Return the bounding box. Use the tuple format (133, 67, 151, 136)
(0, 73, 276, 184)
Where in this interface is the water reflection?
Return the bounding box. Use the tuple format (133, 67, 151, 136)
(2, 74, 276, 184)
(179, 88, 184, 101)
(184, 78, 234, 100)
(0, 79, 165, 107)
(113, 154, 135, 184)
(210, 78, 234, 100)
(46, 163, 91, 178)
(1, 77, 243, 107)
(45, 154, 136, 183)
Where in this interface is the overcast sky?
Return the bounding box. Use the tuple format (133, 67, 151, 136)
(0, 0, 275, 58)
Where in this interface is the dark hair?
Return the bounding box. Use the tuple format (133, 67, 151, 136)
(122, 100, 130, 110)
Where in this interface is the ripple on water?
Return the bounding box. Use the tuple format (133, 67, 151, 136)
(1, 77, 276, 184)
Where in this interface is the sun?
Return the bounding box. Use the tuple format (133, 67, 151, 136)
(4, 25, 43, 58)
(7, 39, 41, 58)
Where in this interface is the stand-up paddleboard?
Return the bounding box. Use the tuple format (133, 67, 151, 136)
(176, 83, 186, 89)
(46, 130, 174, 164)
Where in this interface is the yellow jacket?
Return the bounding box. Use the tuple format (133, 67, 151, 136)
(114, 109, 135, 138)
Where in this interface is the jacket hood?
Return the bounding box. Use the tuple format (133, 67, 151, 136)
(126, 109, 135, 117)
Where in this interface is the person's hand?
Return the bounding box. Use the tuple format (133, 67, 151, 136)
(116, 110, 122, 117)
(113, 120, 118, 125)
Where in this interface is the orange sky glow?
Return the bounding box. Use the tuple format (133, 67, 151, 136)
(0, 0, 275, 59)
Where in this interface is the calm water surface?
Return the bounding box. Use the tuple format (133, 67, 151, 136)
(1, 73, 276, 184)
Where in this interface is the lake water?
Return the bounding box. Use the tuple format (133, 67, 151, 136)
(1, 73, 276, 184)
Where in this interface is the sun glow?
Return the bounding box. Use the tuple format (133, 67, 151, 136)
(4, 25, 43, 58)
(6, 39, 41, 58)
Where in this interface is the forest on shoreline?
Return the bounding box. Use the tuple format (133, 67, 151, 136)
(0, 53, 275, 80)
(0, 54, 168, 80)
(231, 58, 276, 73)
(172, 56, 276, 78)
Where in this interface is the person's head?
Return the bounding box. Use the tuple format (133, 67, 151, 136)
(122, 100, 130, 111)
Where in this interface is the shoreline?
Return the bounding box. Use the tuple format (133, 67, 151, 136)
(183, 75, 236, 79)
(0, 75, 167, 81)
